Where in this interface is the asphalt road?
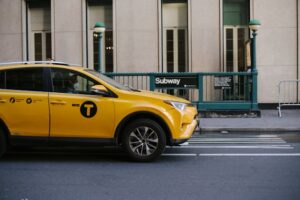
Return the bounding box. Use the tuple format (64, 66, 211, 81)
(0, 133, 300, 200)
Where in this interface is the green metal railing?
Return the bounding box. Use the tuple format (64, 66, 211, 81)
(105, 72, 258, 111)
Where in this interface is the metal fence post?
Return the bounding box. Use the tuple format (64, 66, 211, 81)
(245, 75, 250, 101)
(251, 71, 258, 110)
(198, 74, 203, 110)
(149, 74, 155, 91)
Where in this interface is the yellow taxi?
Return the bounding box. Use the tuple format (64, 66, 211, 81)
(0, 62, 198, 161)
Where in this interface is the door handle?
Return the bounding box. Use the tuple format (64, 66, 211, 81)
(50, 100, 67, 105)
(0, 99, 6, 103)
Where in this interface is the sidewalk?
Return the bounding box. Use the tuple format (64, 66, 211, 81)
(198, 110, 300, 133)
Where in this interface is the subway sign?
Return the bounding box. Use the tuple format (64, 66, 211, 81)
(155, 76, 198, 89)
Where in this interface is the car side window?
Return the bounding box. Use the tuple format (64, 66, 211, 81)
(51, 68, 97, 94)
(5, 68, 44, 91)
(0, 71, 4, 89)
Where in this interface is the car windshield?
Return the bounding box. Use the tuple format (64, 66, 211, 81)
(85, 69, 132, 91)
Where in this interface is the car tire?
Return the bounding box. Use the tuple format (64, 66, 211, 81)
(0, 128, 7, 158)
(122, 119, 166, 162)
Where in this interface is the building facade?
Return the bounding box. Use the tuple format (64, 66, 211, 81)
(0, 0, 299, 104)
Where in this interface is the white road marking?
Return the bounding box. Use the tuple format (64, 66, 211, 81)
(190, 138, 283, 140)
(198, 153, 300, 157)
(257, 135, 281, 138)
(161, 153, 300, 157)
(173, 135, 290, 148)
(190, 138, 284, 141)
(163, 135, 298, 157)
(162, 153, 197, 157)
(192, 135, 279, 138)
(166, 145, 293, 149)
(180, 142, 189, 146)
(189, 136, 286, 143)
(188, 141, 286, 144)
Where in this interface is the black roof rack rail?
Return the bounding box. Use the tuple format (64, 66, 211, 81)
(0, 61, 82, 67)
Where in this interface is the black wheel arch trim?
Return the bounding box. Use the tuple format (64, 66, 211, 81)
(0, 118, 10, 142)
(114, 111, 173, 145)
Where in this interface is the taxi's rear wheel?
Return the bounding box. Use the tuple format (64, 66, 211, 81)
(122, 119, 166, 162)
(0, 128, 7, 158)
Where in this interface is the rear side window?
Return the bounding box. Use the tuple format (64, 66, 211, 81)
(5, 68, 44, 91)
(0, 71, 4, 89)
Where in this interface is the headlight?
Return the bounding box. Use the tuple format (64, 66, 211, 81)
(164, 100, 187, 111)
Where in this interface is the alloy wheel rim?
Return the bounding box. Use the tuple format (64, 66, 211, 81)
(129, 126, 159, 156)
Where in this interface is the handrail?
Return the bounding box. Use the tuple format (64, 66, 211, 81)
(106, 71, 258, 111)
(278, 80, 300, 117)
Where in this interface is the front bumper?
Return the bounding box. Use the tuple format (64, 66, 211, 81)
(169, 119, 199, 146)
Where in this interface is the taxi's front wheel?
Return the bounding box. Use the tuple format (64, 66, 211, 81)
(122, 119, 166, 162)
(0, 128, 7, 158)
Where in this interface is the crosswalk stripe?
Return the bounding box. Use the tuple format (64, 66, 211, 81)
(191, 137, 281, 140)
(162, 153, 197, 156)
(190, 136, 283, 139)
(198, 153, 300, 157)
(162, 153, 300, 157)
(188, 141, 286, 144)
(188, 136, 286, 144)
(191, 135, 281, 139)
(189, 139, 284, 142)
(167, 145, 293, 149)
(167, 135, 294, 150)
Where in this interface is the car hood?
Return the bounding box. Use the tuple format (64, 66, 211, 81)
(129, 90, 191, 103)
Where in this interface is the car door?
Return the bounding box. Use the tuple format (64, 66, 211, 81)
(0, 67, 49, 137)
(49, 67, 115, 138)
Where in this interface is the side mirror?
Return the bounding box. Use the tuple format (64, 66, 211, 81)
(91, 85, 109, 96)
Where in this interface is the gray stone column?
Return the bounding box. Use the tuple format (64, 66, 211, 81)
(0, 0, 23, 62)
(190, 0, 221, 73)
(254, 0, 297, 103)
(52, 0, 84, 65)
(298, 0, 300, 102)
(115, 0, 159, 72)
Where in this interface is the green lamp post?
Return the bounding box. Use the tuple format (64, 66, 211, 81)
(94, 22, 106, 73)
(249, 19, 261, 110)
(249, 19, 261, 73)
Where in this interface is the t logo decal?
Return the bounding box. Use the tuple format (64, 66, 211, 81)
(84, 104, 94, 116)
(80, 101, 97, 118)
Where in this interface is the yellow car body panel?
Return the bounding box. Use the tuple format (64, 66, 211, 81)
(0, 64, 198, 144)
(111, 91, 198, 140)
(0, 90, 49, 137)
(49, 93, 115, 138)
